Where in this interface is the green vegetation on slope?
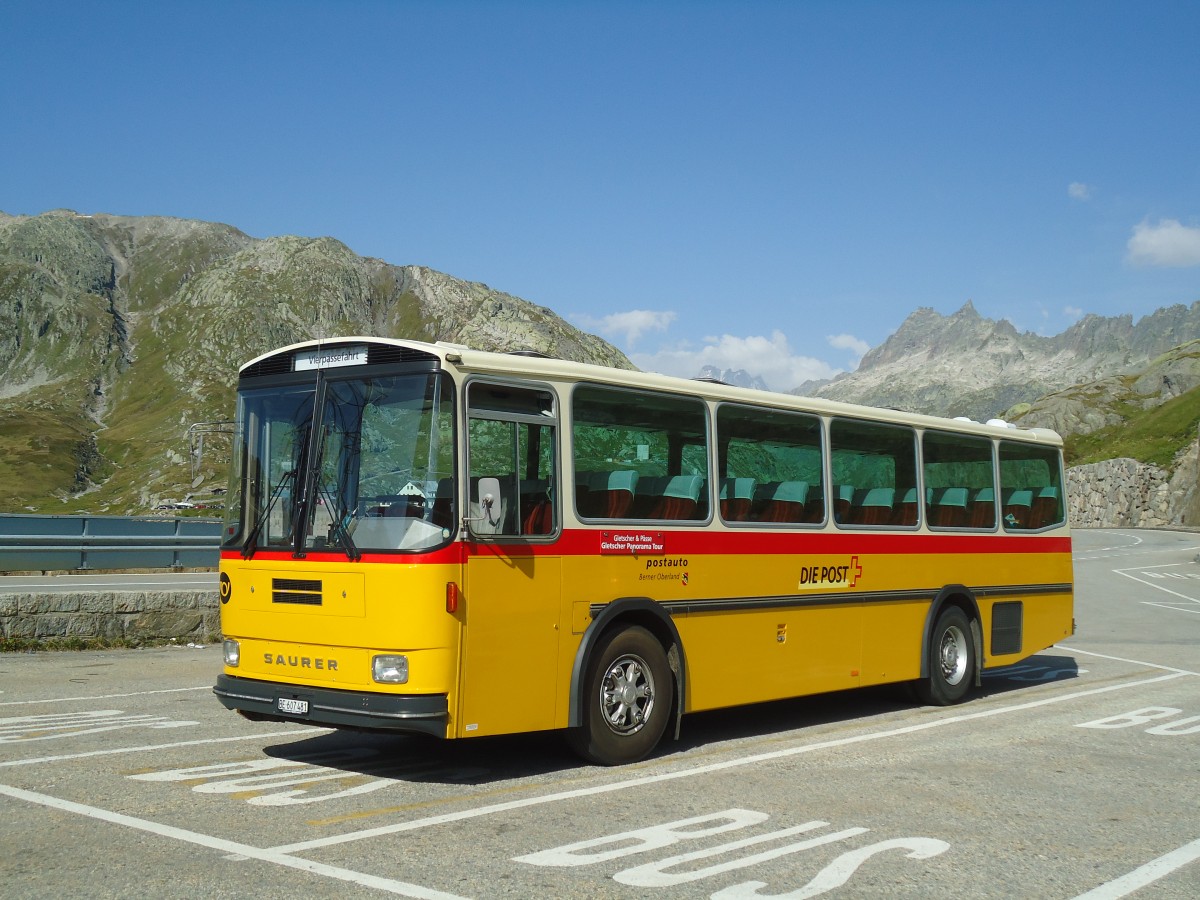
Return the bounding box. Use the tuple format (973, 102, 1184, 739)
(1064, 385, 1200, 468)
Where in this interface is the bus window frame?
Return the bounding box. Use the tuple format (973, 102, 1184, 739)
(714, 401, 828, 529)
(569, 382, 714, 526)
(998, 438, 1068, 533)
(464, 376, 562, 543)
(921, 428, 1000, 533)
(828, 415, 921, 531)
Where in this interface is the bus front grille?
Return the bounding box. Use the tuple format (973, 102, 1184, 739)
(272, 578, 323, 605)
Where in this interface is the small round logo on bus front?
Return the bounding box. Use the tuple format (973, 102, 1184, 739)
(219, 572, 232, 604)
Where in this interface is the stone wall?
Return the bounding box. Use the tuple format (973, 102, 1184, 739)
(1067, 438, 1200, 529)
(0, 590, 219, 643)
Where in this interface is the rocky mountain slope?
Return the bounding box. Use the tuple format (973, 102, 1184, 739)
(798, 300, 1200, 422)
(0, 210, 630, 513)
(1006, 340, 1200, 437)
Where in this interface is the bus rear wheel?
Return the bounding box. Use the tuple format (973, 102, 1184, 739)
(915, 606, 975, 706)
(568, 625, 672, 766)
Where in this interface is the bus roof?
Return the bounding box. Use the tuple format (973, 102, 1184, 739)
(239, 336, 1063, 446)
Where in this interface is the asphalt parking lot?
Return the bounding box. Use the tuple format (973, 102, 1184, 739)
(1, 528, 1197, 898)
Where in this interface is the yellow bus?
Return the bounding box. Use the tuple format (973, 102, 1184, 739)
(214, 337, 1074, 764)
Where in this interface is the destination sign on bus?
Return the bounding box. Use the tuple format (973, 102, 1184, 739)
(294, 344, 368, 371)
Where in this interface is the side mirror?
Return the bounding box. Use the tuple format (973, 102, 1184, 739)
(469, 476, 505, 534)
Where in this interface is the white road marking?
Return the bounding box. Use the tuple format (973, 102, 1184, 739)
(1143, 601, 1200, 615)
(1072, 532, 1143, 559)
(0, 686, 211, 708)
(1113, 563, 1200, 607)
(0, 729, 325, 768)
(1060, 646, 1200, 677)
(270, 670, 1187, 855)
(0, 782, 465, 900)
(1072, 836, 1200, 899)
(0, 711, 195, 742)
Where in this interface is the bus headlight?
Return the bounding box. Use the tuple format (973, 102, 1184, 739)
(223, 639, 240, 667)
(372, 654, 409, 684)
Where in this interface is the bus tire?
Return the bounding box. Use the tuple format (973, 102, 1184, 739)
(915, 606, 975, 706)
(568, 625, 672, 765)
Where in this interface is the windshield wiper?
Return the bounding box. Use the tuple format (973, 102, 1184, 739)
(320, 483, 361, 561)
(241, 469, 296, 560)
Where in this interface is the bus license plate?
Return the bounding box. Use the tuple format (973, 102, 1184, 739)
(277, 697, 309, 716)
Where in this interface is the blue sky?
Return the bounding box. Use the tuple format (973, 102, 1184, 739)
(4, 1, 1199, 391)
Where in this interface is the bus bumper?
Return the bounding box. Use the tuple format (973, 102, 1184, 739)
(213, 674, 449, 738)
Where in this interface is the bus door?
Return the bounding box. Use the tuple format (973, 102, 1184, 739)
(457, 381, 563, 737)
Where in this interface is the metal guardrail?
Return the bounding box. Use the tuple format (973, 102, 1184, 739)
(0, 514, 221, 572)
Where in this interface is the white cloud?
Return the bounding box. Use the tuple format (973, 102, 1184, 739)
(631, 330, 841, 392)
(826, 333, 870, 367)
(1063, 305, 1084, 321)
(1126, 218, 1200, 267)
(1068, 182, 1093, 201)
(574, 309, 676, 347)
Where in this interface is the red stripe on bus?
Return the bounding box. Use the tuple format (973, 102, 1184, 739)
(223, 530, 1069, 565)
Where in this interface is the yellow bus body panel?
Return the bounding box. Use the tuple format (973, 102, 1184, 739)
(563, 535, 1073, 715)
(220, 532, 1073, 738)
(455, 551, 564, 737)
(219, 557, 463, 735)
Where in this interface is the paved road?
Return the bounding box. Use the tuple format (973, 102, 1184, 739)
(0, 571, 217, 593)
(1, 528, 1197, 898)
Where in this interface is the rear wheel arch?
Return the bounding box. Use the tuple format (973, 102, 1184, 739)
(916, 587, 982, 705)
(568, 597, 686, 739)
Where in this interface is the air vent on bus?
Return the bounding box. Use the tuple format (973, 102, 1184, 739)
(272, 578, 323, 605)
(367, 345, 439, 366)
(505, 349, 555, 359)
(991, 601, 1023, 655)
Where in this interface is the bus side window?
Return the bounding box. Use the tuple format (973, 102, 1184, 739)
(830, 418, 918, 528)
(922, 430, 996, 531)
(717, 404, 823, 526)
(572, 385, 710, 522)
(999, 440, 1065, 530)
(467, 382, 558, 539)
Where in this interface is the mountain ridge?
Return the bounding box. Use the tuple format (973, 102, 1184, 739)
(0, 210, 630, 513)
(796, 299, 1200, 421)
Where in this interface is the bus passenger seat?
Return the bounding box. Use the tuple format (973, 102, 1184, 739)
(520, 479, 553, 535)
(1030, 486, 1060, 528)
(594, 470, 638, 518)
(895, 488, 919, 525)
(801, 483, 825, 522)
(930, 487, 969, 527)
(1003, 489, 1034, 528)
(833, 485, 855, 523)
(759, 480, 808, 523)
(646, 475, 703, 520)
(720, 477, 756, 521)
(855, 487, 895, 525)
(969, 488, 996, 528)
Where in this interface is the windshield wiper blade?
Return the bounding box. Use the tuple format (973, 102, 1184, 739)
(320, 484, 361, 561)
(241, 469, 296, 560)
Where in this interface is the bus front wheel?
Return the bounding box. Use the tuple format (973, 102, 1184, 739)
(568, 625, 672, 766)
(915, 606, 976, 706)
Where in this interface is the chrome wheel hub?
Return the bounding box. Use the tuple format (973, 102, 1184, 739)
(601, 654, 655, 735)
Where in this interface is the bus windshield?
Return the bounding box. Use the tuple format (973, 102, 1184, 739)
(223, 372, 456, 555)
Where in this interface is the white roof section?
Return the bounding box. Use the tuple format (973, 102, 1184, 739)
(238, 336, 1063, 446)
